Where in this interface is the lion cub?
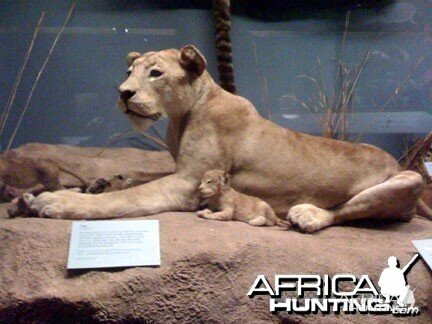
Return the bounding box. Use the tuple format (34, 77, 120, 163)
(197, 170, 290, 228)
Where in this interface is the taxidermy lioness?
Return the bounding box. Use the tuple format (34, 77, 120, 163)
(21, 45, 432, 232)
(197, 170, 290, 228)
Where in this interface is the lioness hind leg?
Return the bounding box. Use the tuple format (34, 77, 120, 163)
(248, 216, 267, 226)
(288, 171, 424, 233)
(332, 170, 423, 224)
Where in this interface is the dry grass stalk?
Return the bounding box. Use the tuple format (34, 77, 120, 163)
(6, 3, 76, 151)
(263, 77, 271, 118)
(138, 130, 168, 150)
(297, 54, 371, 140)
(96, 128, 168, 157)
(296, 11, 377, 140)
(331, 11, 349, 101)
(355, 56, 424, 142)
(297, 8, 422, 143)
(252, 40, 271, 119)
(96, 129, 134, 157)
(0, 12, 45, 143)
(399, 131, 432, 172)
(151, 124, 166, 144)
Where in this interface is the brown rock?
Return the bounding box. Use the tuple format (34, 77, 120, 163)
(0, 207, 431, 323)
(0, 144, 431, 322)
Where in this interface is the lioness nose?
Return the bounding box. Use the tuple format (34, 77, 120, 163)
(120, 90, 136, 102)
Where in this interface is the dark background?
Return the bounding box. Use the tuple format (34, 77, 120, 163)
(0, 0, 431, 157)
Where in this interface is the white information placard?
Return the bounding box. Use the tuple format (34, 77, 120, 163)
(424, 161, 432, 177)
(67, 220, 160, 269)
(412, 239, 432, 271)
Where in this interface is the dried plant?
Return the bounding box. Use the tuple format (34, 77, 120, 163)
(150, 123, 167, 147)
(96, 129, 134, 157)
(5, 3, 76, 151)
(96, 128, 168, 157)
(399, 131, 432, 183)
(295, 11, 374, 140)
(138, 130, 168, 150)
(0, 12, 45, 143)
(295, 11, 424, 142)
(354, 56, 424, 142)
(252, 40, 271, 119)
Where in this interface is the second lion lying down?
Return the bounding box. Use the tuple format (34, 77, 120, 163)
(197, 170, 290, 228)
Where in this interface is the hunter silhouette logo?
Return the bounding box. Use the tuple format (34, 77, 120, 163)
(378, 254, 418, 307)
(248, 254, 421, 316)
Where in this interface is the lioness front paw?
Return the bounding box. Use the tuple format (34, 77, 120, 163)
(26, 191, 87, 219)
(287, 204, 334, 233)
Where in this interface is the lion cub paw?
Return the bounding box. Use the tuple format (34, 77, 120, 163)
(287, 204, 334, 233)
(248, 216, 267, 226)
(197, 208, 212, 218)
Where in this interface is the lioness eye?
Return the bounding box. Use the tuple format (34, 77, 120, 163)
(126, 70, 131, 77)
(150, 69, 163, 78)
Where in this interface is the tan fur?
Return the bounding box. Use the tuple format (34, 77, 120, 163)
(21, 45, 430, 232)
(86, 172, 172, 194)
(197, 170, 290, 228)
(0, 152, 85, 201)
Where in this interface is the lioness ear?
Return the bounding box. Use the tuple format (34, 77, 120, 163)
(179, 45, 207, 77)
(126, 52, 141, 67)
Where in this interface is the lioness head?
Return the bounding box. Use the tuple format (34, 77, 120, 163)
(198, 170, 230, 198)
(118, 45, 207, 132)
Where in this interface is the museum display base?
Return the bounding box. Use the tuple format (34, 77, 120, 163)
(1, 209, 431, 323)
(0, 144, 431, 323)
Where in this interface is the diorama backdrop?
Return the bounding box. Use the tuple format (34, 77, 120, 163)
(0, 0, 431, 156)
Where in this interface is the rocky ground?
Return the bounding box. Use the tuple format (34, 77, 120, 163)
(0, 208, 431, 323)
(0, 144, 431, 323)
